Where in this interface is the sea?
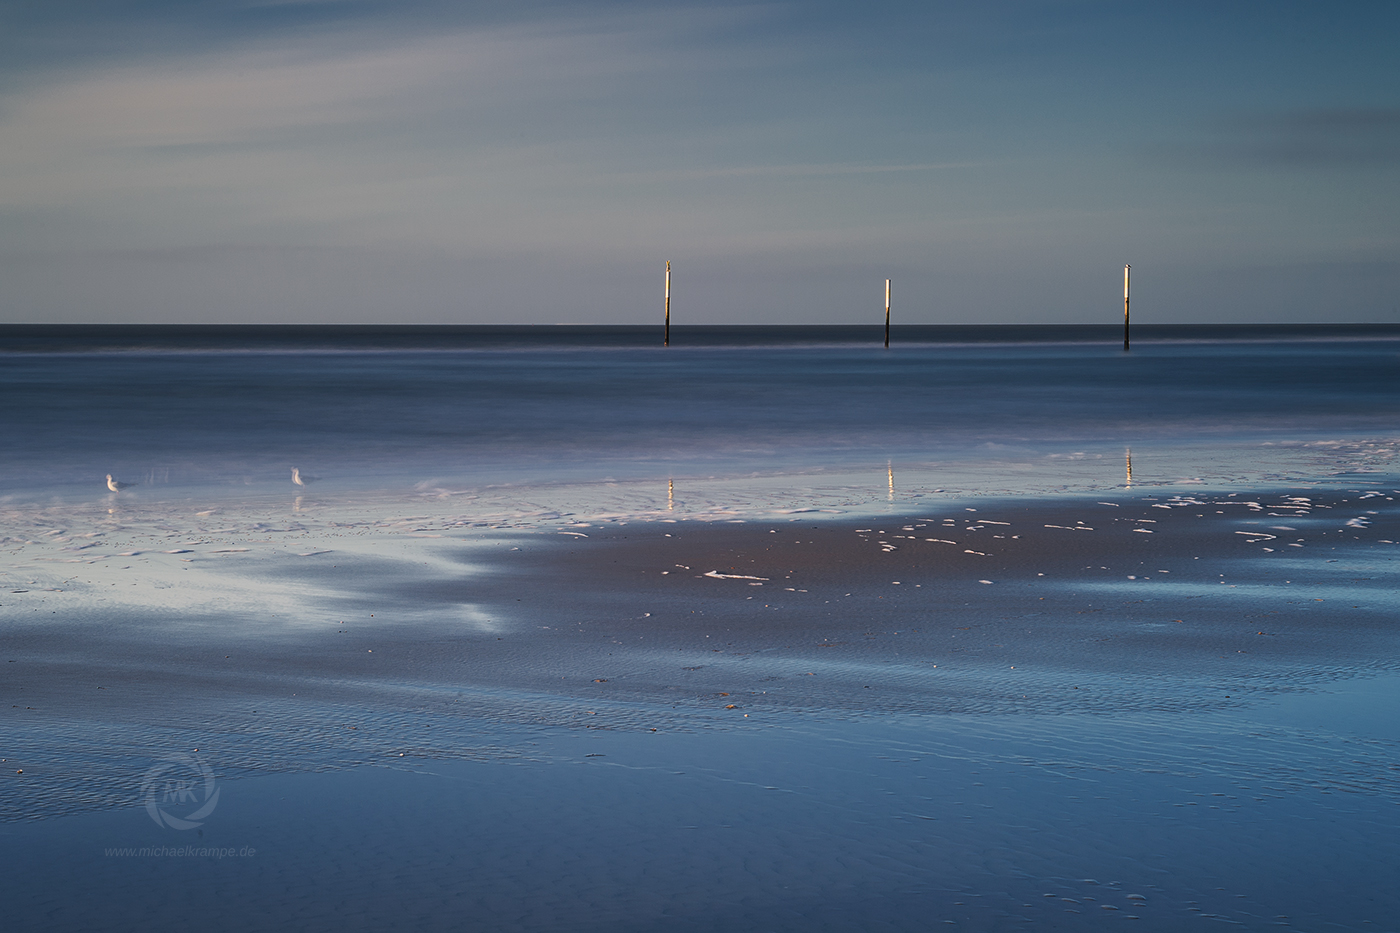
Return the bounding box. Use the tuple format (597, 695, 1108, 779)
(2, 323, 1399, 932)
(3, 323, 1398, 511)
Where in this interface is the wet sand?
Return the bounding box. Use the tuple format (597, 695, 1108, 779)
(6, 488, 1397, 732)
(3, 487, 1400, 930)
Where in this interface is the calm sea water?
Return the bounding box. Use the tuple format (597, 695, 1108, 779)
(3, 324, 1398, 507)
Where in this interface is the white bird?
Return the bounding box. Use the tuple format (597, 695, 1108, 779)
(106, 474, 135, 491)
(292, 468, 319, 486)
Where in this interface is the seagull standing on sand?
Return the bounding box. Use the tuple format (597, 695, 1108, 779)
(106, 474, 135, 491)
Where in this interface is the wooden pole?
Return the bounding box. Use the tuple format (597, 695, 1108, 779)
(1123, 264, 1131, 351)
(664, 261, 671, 347)
(884, 279, 890, 348)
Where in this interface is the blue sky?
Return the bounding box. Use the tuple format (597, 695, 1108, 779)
(1, 0, 1396, 324)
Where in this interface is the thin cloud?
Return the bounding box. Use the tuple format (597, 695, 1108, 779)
(0, 9, 793, 219)
(622, 161, 989, 181)
(1155, 108, 1400, 169)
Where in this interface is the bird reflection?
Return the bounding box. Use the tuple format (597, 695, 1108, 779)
(1125, 448, 1133, 486)
(888, 461, 894, 501)
(667, 478, 674, 511)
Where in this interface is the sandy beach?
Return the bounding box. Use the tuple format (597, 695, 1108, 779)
(7, 486, 1397, 728)
(3, 481, 1399, 930)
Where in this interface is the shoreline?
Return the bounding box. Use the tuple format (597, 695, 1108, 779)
(4, 485, 1398, 822)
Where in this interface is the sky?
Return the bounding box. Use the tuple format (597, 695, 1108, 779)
(0, 0, 1396, 325)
